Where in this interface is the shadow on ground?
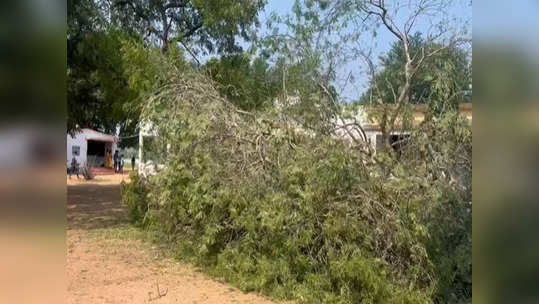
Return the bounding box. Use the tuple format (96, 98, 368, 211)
(67, 183, 128, 230)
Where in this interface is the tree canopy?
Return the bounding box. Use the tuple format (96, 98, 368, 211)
(110, 0, 266, 54)
(67, 0, 268, 134)
(360, 33, 471, 113)
(67, 30, 138, 135)
(203, 54, 279, 111)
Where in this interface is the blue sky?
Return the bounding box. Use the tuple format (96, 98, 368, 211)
(257, 0, 472, 101)
(474, 0, 539, 55)
(474, 0, 538, 39)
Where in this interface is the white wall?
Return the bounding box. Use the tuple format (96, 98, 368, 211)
(67, 132, 87, 166)
(364, 131, 379, 150)
(67, 129, 118, 167)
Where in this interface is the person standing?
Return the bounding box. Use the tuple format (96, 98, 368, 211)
(113, 150, 119, 173)
(105, 149, 112, 168)
(131, 155, 136, 171)
(69, 157, 80, 179)
(119, 154, 124, 174)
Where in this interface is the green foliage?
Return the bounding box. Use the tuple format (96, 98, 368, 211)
(262, 0, 353, 94)
(120, 38, 190, 97)
(67, 29, 139, 134)
(360, 33, 471, 113)
(401, 113, 472, 302)
(110, 0, 266, 53)
(203, 54, 279, 111)
(121, 172, 149, 227)
(67, 0, 265, 134)
(122, 70, 471, 304)
(67, 23, 189, 137)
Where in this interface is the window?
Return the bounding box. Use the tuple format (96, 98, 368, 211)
(72, 145, 80, 156)
(390, 134, 409, 154)
(374, 134, 409, 155)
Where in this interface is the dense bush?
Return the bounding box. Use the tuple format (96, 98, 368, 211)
(122, 72, 471, 304)
(121, 172, 149, 227)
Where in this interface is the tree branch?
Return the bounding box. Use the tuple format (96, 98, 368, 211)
(364, 0, 404, 42)
(179, 40, 201, 66)
(178, 20, 203, 40)
(114, 0, 150, 23)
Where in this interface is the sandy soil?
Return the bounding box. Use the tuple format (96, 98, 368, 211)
(67, 171, 132, 186)
(67, 174, 279, 304)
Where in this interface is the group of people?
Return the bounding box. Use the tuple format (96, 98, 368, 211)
(69, 149, 136, 178)
(106, 149, 127, 173)
(112, 150, 136, 174)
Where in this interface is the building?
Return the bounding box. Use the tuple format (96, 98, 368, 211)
(67, 128, 118, 168)
(137, 121, 164, 175)
(338, 103, 472, 151)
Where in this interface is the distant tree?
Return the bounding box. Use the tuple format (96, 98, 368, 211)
(355, 0, 471, 146)
(263, 0, 369, 142)
(360, 33, 471, 113)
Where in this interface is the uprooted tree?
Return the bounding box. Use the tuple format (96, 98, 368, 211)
(122, 65, 471, 303)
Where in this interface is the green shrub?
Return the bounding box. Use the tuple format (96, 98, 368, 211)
(121, 172, 149, 227)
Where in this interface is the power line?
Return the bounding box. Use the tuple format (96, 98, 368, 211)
(117, 134, 139, 139)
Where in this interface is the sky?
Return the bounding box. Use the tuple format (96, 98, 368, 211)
(257, 0, 472, 102)
(474, 0, 539, 57)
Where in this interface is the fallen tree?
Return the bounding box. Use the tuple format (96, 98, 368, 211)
(122, 70, 471, 304)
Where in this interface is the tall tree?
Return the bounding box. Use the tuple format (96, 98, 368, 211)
(68, 0, 267, 134)
(268, 0, 471, 148)
(67, 29, 138, 134)
(68, 0, 109, 133)
(68, 0, 147, 136)
(355, 0, 471, 146)
(263, 0, 370, 144)
(110, 0, 267, 54)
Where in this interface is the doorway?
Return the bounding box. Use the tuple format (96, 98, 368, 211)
(87, 140, 106, 167)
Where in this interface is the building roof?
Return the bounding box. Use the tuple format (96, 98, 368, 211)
(82, 128, 118, 143)
(411, 103, 472, 112)
(343, 103, 472, 132)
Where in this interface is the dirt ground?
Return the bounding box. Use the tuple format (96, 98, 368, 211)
(67, 173, 279, 304)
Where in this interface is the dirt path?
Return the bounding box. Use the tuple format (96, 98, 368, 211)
(67, 174, 279, 304)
